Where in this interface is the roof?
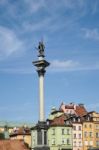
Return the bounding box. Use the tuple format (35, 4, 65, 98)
(10, 127, 31, 137)
(48, 111, 64, 121)
(0, 140, 29, 150)
(48, 114, 71, 126)
(60, 103, 87, 117)
(75, 105, 87, 117)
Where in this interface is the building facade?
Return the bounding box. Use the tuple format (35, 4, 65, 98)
(82, 114, 94, 150)
(10, 127, 31, 148)
(47, 112, 73, 150)
(67, 116, 83, 150)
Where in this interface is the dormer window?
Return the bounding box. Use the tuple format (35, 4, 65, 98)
(73, 118, 76, 122)
(87, 116, 90, 121)
(65, 121, 70, 125)
(78, 118, 80, 122)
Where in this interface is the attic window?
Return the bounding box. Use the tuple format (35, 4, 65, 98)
(65, 121, 69, 125)
(87, 116, 90, 121)
(73, 118, 76, 122)
(78, 118, 80, 122)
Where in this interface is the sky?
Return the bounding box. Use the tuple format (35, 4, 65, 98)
(0, 0, 99, 123)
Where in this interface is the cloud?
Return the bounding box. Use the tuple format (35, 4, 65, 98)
(51, 60, 79, 68)
(24, 0, 45, 13)
(50, 59, 99, 72)
(0, 26, 24, 60)
(50, 60, 80, 72)
(1, 60, 99, 74)
(82, 28, 99, 41)
(22, 17, 52, 32)
(0, 0, 89, 40)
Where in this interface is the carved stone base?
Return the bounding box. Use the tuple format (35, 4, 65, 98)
(31, 121, 50, 150)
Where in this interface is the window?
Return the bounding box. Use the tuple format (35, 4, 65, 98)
(73, 126, 76, 130)
(96, 141, 99, 146)
(52, 139, 55, 145)
(84, 132, 87, 138)
(73, 118, 76, 122)
(89, 132, 92, 138)
(74, 134, 76, 139)
(78, 118, 80, 122)
(89, 141, 93, 146)
(84, 124, 87, 128)
(78, 126, 81, 130)
(67, 139, 70, 145)
(79, 141, 82, 147)
(65, 121, 69, 125)
(62, 139, 65, 145)
(79, 134, 81, 139)
(89, 124, 92, 128)
(70, 110, 73, 114)
(96, 132, 99, 138)
(84, 141, 88, 146)
(62, 129, 65, 135)
(96, 125, 99, 130)
(74, 141, 76, 147)
(67, 129, 70, 135)
(52, 129, 55, 135)
(87, 117, 90, 121)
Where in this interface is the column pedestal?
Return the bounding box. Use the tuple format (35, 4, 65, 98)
(31, 121, 50, 150)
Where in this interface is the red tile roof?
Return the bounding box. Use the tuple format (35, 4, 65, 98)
(0, 140, 29, 150)
(60, 103, 87, 117)
(75, 105, 87, 117)
(10, 127, 31, 137)
(49, 114, 68, 126)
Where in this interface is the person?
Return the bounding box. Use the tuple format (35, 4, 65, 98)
(38, 41, 45, 56)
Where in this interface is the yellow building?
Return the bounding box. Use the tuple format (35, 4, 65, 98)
(82, 112, 99, 150)
(82, 122, 94, 150)
(88, 111, 99, 149)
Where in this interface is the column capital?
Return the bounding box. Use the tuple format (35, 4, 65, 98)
(37, 69, 46, 77)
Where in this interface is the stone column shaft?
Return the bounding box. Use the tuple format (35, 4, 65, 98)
(39, 74, 45, 122)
